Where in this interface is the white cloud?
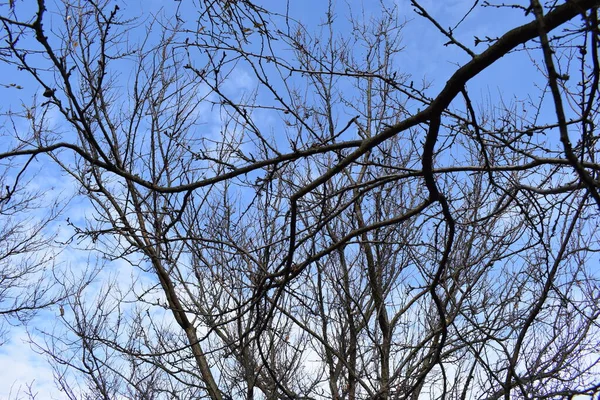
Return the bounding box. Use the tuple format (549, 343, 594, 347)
(0, 327, 65, 400)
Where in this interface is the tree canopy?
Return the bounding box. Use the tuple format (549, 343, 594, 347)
(1, 0, 599, 399)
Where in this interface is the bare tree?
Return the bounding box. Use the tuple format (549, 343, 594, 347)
(1, 0, 599, 399)
(0, 113, 64, 345)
